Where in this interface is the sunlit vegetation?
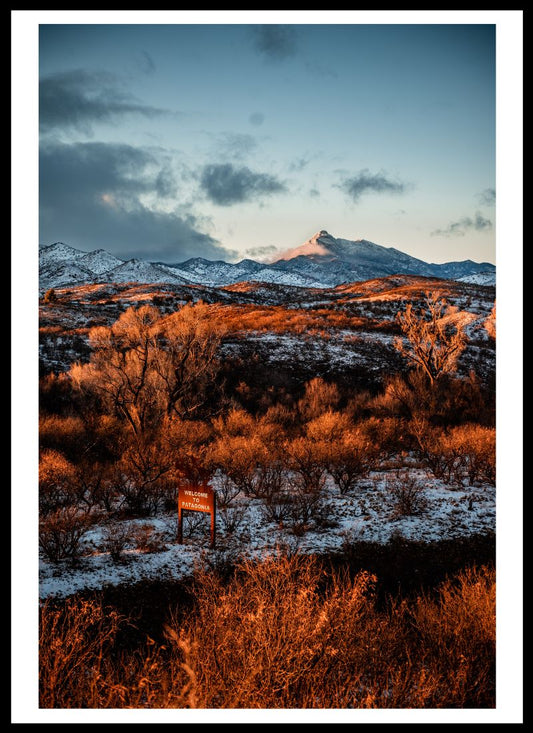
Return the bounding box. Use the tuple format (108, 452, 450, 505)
(38, 285, 496, 708)
(39, 555, 495, 709)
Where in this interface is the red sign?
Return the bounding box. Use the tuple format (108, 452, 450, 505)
(178, 486, 215, 514)
(177, 485, 216, 548)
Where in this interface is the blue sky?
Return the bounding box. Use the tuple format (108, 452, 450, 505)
(39, 21, 496, 265)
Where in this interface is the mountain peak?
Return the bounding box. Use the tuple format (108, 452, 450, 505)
(39, 234, 495, 292)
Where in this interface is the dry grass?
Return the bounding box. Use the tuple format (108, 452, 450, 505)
(39, 555, 495, 709)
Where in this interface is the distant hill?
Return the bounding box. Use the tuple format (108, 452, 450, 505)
(39, 231, 495, 291)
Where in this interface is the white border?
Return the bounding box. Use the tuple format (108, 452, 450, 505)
(11, 10, 522, 724)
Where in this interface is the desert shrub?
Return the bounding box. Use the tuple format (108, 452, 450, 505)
(132, 523, 168, 553)
(43, 287, 57, 304)
(39, 372, 76, 415)
(379, 370, 493, 428)
(411, 419, 495, 486)
(247, 458, 287, 502)
(444, 424, 496, 486)
(286, 436, 329, 495)
(39, 598, 125, 708)
(39, 414, 87, 461)
(101, 523, 130, 562)
(208, 431, 283, 500)
(410, 565, 496, 707)
(329, 430, 379, 494)
(385, 469, 428, 517)
(359, 416, 408, 457)
(163, 416, 215, 494)
(212, 407, 256, 437)
(261, 403, 298, 430)
(394, 292, 468, 385)
(218, 504, 249, 535)
(39, 449, 78, 515)
(38, 559, 496, 709)
(74, 460, 118, 513)
(304, 410, 352, 442)
(208, 435, 262, 497)
(182, 510, 210, 540)
(39, 506, 93, 563)
(286, 490, 336, 535)
(70, 302, 225, 433)
(259, 486, 295, 525)
(214, 474, 241, 509)
(297, 377, 340, 420)
(113, 434, 175, 516)
(176, 554, 380, 708)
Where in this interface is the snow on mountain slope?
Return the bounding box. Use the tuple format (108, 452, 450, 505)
(161, 257, 263, 286)
(99, 259, 190, 285)
(39, 242, 86, 266)
(272, 230, 496, 285)
(40, 261, 97, 289)
(78, 249, 124, 275)
(456, 271, 496, 286)
(274, 230, 435, 280)
(39, 231, 496, 290)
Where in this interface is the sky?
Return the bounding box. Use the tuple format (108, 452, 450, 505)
(38, 21, 497, 265)
(12, 12, 524, 725)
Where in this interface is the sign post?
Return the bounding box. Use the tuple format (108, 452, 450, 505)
(177, 485, 216, 549)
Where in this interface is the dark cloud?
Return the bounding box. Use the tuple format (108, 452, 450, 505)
(137, 50, 156, 75)
(289, 157, 311, 173)
(211, 132, 258, 161)
(39, 69, 168, 135)
(251, 25, 297, 62)
(339, 169, 408, 203)
(245, 244, 279, 260)
(431, 211, 493, 238)
(200, 163, 287, 206)
(155, 165, 177, 198)
(39, 140, 234, 262)
(309, 187, 320, 198)
(477, 188, 496, 206)
(249, 112, 265, 127)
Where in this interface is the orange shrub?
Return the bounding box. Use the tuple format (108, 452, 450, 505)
(39, 449, 77, 514)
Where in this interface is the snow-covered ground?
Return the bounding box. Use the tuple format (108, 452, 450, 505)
(39, 466, 495, 600)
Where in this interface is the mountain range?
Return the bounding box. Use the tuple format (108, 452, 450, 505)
(39, 230, 496, 291)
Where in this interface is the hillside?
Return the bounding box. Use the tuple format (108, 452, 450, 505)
(39, 231, 496, 291)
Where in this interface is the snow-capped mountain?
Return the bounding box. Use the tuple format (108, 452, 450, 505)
(101, 259, 191, 286)
(456, 271, 496, 286)
(39, 231, 495, 291)
(77, 249, 124, 275)
(271, 230, 495, 286)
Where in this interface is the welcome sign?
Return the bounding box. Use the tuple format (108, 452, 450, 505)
(177, 485, 216, 548)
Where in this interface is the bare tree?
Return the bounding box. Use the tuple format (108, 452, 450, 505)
(393, 291, 468, 384)
(154, 302, 224, 419)
(70, 302, 224, 434)
(70, 305, 162, 435)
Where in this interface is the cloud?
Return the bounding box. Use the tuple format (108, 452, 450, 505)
(39, 69, 168, 135)
(39, 140, 235, 262)
(477, 188, 496, 206)
(338, 169, 408, 203)
(245, 244, 279, 260)
(431, 211, 493, 238)
(249, 112, 265, 127)
(136, 50, 156, 75)
(210, 132, 258, 161)
(155, 165, 177, 198)
(200, 163, 287, 206)
(251, 25, 297, 62)
(309, 187, 320, 198)
(289, 157, 311, 173)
